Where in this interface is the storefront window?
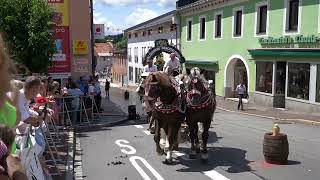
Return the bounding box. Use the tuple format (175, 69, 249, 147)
(256, 62, 273, 93)
(287, 63, 310, 100)
(316, 65, 320, 102)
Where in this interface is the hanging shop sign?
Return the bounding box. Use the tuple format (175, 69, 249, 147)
(73, 40, 89, 55)
(144, 39, 185, 64)
(259, 35, 320, 45)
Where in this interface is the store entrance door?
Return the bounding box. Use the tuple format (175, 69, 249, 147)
(274, 62, 286, 108)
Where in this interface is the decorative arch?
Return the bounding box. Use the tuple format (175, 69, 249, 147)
(224, 54, 250, 97)
(144, 39, 185, 65)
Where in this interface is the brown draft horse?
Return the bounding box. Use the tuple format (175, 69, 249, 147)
(144, 72, 185, 164)
(185, 67, 216, 162)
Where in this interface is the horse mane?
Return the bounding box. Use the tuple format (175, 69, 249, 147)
(146, 72, 177, 104)
(146, 72, 172, 87)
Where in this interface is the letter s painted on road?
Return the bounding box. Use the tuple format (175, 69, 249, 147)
(115, 140, 137, 155)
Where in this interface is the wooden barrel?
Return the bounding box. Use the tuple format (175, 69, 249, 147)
(128, 105, 136, 120)
(263, 132, 289, 164)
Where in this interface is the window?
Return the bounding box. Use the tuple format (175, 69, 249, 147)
(214, 12, 222, 38)
(170, 24, 176, 32)
(128, 48, 132, 62)
(316, 65, 320, 103)
(187, 19, 192, 41)
(148, 29, 153, 35)
(129, 66, 133, 81)
(128, 34, 131, 38)
(287, 63, 310, 100)
(256, 3, 268, 35)
(286, 0, 299, 32)
(134, 33, 138, 38)
(135, 67, 139, 83)
(158, 27, 164, 33)
(233, 8, 243, 37)
(134, 47, 138, 63)
(142, 31, 146, 36)
(199, 16, 206, 40)
(256, 62, 273, 93)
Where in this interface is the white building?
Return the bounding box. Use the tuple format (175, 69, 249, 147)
(124, 10, 179, 85)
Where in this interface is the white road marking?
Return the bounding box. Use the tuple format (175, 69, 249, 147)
(203, 170, 230, 180)
(129, 156, 165, 180)
(115, 140, 137, 155)
(134, 125, 144, 129)
(143, 130, 151, 135)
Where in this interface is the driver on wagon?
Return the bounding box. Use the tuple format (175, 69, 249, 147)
(164, 53, 180, 77)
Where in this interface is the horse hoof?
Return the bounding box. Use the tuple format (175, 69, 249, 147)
(201, 153, 209, 163)
(163, 159, 173, 165)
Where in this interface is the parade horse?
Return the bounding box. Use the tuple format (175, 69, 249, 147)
(143, 72, 185, 164)
(184, 67, 216, 162)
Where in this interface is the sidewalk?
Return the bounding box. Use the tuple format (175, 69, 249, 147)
(216, 96, 320, 125)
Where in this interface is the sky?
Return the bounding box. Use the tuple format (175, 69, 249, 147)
(93, 0, 177, 35)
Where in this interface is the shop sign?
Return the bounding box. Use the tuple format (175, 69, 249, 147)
(75, 65, 89, 73)
(73, 40, 88, 55)
(259, 35, 320, 45)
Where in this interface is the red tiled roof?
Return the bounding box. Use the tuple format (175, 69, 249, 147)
(94, 42, 114, 56)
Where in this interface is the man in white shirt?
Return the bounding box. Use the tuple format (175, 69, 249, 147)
(144, 59, 157, 73)
(235, 82, 247, 111)
(163, 53, 180, 76)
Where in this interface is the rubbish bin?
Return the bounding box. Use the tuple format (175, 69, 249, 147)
(128, 105, 136, 120)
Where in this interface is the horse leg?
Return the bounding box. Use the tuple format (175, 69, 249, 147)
(154, 118, 163, 155)
(187, 121, 197, 159)
(201, 120, 211, 163)
(148, 113, 155, 134)
(194, 122, 200, 154)
(164, 122, 180, 164)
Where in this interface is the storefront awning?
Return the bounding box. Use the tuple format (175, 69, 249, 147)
(248, 48, 320, 57)
(185, 59, 218, 71)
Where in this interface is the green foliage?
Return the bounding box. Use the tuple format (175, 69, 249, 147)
(155, 53, 165, 71)
(115, 36, 127, 49)
(0, 0, 55, 73)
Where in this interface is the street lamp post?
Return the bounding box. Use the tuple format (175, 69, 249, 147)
(90, 0, 95, 76)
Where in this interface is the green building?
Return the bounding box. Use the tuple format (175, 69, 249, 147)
(177, 0, 320, 112)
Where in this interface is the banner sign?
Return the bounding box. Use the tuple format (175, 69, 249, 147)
(73, 40, 89, 55)
(48, 0, 71, 73)
(49, 26, 71, 73)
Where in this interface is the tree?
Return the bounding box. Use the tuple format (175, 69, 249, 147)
(115, 36, 127, 49)
(0, 0, 55, 73)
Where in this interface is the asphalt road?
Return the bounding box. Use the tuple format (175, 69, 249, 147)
(78, 106, 320, 180)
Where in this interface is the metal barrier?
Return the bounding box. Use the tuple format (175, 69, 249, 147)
(54, 95, 101, 127)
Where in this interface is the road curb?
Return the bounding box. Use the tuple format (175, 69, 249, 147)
(217, 107, 320, 126)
